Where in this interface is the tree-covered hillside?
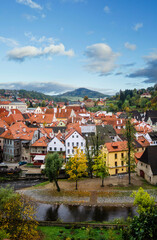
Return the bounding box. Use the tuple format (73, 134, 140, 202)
(58, 88, 108, 99)
(107, 84, 157, 112)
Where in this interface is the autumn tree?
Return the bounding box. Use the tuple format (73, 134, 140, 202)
(0, 187, 39, 240)
(45, 152, 63, 192)
(124, 117, 136, 184)
(93, 147, 109, 187)
(66, 148, 88, 190)
(84, 96, 88, 101)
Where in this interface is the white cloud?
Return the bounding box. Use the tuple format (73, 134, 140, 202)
(16, 0, 42, 10)
(24, 32, 55, 44)
(84, 43, 120, 75)
(104, 6, 110, 13)
(7, 43, 74, 61)
(124, 42, 136, 51)
(144, 51, 157, 60)
(0, 81, 74, 94)
(0, 36, 18, 47)
(133, 22, 143, 31)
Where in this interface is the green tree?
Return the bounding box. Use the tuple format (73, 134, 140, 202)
(66, 148, 88, 190)
(124, 117, 136, 184)
(85, 136, 94, 178)
(0, 186, 16, 210)
(41, 100, 46, 107)
(93, 147, 109, 187)
(123, 188, 157, 240)
(45, 153, 63, 192)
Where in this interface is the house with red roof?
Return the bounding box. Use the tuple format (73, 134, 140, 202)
(47, 133, 66, 159)
(104, 141, 128, 175)
(65, 129, 86, 160)
(30, 136, 50, 163)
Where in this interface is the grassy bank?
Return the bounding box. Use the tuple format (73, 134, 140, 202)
(38, 226, 122, 240)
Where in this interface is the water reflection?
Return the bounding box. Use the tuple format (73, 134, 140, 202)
(36, 203, 136, 222)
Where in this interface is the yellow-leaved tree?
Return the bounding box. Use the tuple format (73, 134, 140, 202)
(0, 191, 39, 240)
(93, 147, 109, 187)
(66, 148, 88, 190)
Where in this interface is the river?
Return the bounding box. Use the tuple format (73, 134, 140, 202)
(0, 180, 137, 222)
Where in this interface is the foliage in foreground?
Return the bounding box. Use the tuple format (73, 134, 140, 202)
(122, 187, 157, 240)
(39, 226, 122, 240)
(0, 187, 39, 240)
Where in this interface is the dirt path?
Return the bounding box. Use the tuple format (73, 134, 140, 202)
(18, 174, 157, 207)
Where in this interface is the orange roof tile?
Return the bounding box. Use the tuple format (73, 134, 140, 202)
(105, 141, 128, 152)
(136, 136, 150, 147)
(31, 136, 49, 147)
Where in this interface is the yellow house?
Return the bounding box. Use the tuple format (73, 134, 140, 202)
(104, 141, 128, 175)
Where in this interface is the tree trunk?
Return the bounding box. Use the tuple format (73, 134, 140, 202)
(128, 150, 131, 185)
(101, 178, 104, 187)
(76, 179, 78, 190)
(55, 179, 60, 192)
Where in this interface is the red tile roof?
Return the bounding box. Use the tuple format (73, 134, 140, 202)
(136, 136, 150, 147)
(105, 141, 128, 152)
(31, 136, 49, 147)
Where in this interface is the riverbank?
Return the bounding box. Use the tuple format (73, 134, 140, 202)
(17, 174, 157, 207)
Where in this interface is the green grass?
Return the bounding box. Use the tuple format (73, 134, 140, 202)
(33, 181, 50, 188)
(38, 226, 122, 240)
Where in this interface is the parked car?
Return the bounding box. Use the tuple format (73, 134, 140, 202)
(18, 161, 27, 166)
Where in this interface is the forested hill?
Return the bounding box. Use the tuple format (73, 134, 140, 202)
(108, 84, 157, 112)
(0, 89, 68, 102)
(58, 88, 108, 98)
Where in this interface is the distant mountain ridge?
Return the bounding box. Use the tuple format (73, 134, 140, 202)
(58, 88, 108, 98)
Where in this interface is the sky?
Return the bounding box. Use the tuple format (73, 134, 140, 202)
(0, 0, 157, 95)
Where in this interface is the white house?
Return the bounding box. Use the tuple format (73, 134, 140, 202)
(47, 135, 65, 153)
(34, 107, 47, 114)
(65, 129, 86, 159)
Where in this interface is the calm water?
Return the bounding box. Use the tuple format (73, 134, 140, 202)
(36, 203, 137, 222)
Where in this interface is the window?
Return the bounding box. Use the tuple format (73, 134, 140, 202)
(54, 142, 56, 144)
(72, 149, 74, 154)
(121, 161, 124, 166)
(49, 147, 52, 151)
(68, 142, 70, 147)
(115, 153, 117, 159)
(76, 135, 78, 138)
(81, 142, 83, 146)
(77, 142, 79, 147)
(122, 168, 123, 171)
(68, 149, 70, 154)
(54, 147, 57, 151)
(60, 148, 62, 151)
(115, 162, 117, 167)
(72, 135, 74, 138)
(72, 142, 74, 146)
(121, 153, 124, 158)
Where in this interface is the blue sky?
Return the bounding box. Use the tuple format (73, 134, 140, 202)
(0, 0, 157, 95)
